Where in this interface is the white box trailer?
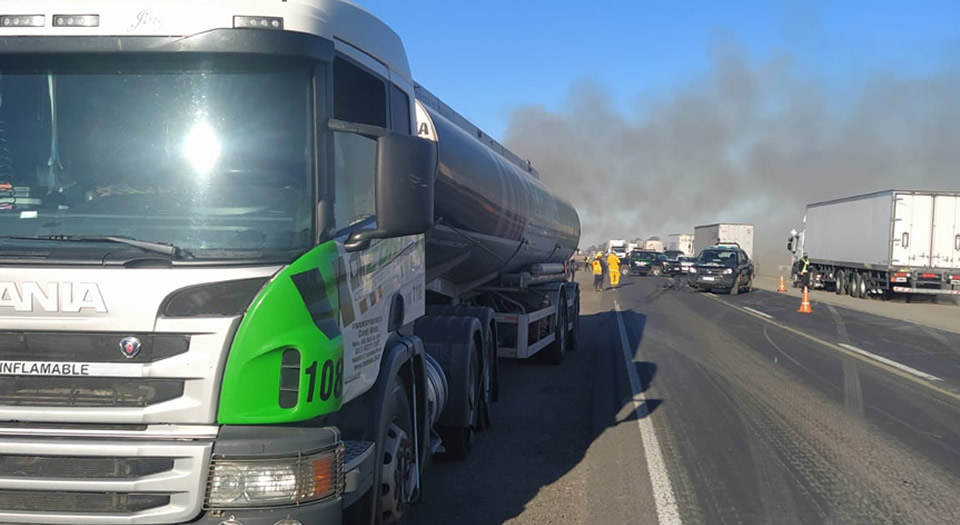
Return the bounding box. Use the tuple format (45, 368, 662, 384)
(694, 223, 755, 259)
(667, 233, 695, 256)
(787, 190, 960, 297)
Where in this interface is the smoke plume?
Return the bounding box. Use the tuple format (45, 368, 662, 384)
(503, 40, 960, 275)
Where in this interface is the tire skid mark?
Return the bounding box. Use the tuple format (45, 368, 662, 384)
(660, 290, 960, 524)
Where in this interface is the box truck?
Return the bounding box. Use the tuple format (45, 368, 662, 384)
(694, 223, 755, 259)
(787, 190, 960, 298)
(667, 234, 695, 256)
(0, 2, 582, 523)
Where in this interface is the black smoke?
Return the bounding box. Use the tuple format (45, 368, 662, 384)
(503, 40, 960, 275)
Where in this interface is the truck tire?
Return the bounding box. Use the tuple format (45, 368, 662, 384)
(415, 316, 483, 460)
(651, 265, 662, 277)
(541, 295, 567, 365)
(835, 270, 845, 295)
(857, 273, 868, 299)
(425, 306, 496, 426)
(848, 273, 857, 297)
(438, 338, 479, 460)
(377, 381, 415, 525)
(566, 288, 580, 352)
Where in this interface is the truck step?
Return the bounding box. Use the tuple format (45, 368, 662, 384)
(344, 440, 374, 472)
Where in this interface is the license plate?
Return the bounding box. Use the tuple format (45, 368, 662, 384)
(702, 276, 715, 282)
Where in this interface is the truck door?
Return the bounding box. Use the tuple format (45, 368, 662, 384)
(892, 193, 934, 267)
(931, 195, 960, 270)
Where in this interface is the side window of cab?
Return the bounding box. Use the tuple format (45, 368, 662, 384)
(332, 57, 386, 232)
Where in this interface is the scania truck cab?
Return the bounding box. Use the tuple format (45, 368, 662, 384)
(0, 1, 439, 523)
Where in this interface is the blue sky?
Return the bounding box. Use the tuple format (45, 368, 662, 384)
(353, 1, 960, 141)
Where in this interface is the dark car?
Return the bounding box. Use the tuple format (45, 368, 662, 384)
(661, 250, 686, 276)
(629, 250, 667, 276)
(688, 245, 755, 295)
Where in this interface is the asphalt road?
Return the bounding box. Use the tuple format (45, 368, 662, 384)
(410, 274, 960, 525)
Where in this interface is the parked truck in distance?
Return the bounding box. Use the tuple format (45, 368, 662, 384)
(641, 239, 665, 252)
(694, 223, 755, 260)
(607, 239, 628, 259)
(0, 2, 581, 524)
(667, 233, 695, 256)
(787, 190, 960, 299)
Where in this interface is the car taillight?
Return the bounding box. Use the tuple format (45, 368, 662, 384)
(920, 273, 938, 279)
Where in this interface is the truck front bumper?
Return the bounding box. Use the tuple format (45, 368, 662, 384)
(188, 499, 341, 525)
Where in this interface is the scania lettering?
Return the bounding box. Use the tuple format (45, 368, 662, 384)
(0, 1, 581, 524)
(0, 281, 107, 313)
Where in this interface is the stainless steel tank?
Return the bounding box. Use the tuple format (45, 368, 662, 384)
(415, 98, 581, 287)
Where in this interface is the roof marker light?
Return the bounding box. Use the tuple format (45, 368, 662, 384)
(233, 16, 283, 30)
(53, 14, 100, 27)
(1, 15, 45, 27)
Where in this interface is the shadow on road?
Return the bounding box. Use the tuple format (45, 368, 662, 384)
(410, 308, 663, 524)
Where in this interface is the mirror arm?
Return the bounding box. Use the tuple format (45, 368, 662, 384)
(344, 228, 390, 252)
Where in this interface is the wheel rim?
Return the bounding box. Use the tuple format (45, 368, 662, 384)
(380, 422, 414, 524)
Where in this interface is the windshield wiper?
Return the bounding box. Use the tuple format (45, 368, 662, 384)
(0, 235, 193, 258)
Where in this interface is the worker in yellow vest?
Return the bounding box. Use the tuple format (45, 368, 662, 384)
(591, 252, 605, 291)
(607, 252, 621, 288)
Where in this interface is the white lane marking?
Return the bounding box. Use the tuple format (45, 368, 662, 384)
(742, 306, 774, 320)
(705, 292, 717, 297)
(614, 300, 682, 525)
(837, 343, 943, 382)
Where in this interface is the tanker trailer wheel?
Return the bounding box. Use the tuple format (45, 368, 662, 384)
(848, 273, 857, 297)
(439, 338, 480, 460)
(378, 381, 415, 525)
(542, 295, 567, 365)
(566, 289, 580, 352)
(835, 270, 845, 295)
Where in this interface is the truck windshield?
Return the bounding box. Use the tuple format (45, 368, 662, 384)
(0, 55, 314, 261)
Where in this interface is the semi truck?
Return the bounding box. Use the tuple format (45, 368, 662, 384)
(694, 223, 755, 259)
(787, 190, 960, 298)
(667, 233, 695, 256)
(606, 239, 627, 259)
(0, 1, 581, 524)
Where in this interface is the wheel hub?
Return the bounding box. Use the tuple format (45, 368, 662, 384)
(380, 422, 414, 523)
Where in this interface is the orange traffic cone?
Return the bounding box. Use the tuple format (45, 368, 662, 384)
(777, 275, 787, 293)
(798, 286, 813, 313)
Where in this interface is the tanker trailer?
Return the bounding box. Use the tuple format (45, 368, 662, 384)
(0, 2, 579, 524)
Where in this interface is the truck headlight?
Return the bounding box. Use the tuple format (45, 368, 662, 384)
(688, 268, 697, 274)
(722, 268, 733, 275)
(206, 445, 343, 508)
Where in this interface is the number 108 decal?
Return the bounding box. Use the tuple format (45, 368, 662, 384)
(305, 358, 343, 402)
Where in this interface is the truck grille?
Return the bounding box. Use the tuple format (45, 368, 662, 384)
(0, 490, 170, 513)
(0, 377, 184, 408)
(0, 332, 190, 363)
(0, 455, 174, 478)
(0, 439, 210, 524)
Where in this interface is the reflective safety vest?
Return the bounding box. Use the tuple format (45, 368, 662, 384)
(800, 259, 810, 273)
(591, 260, 603, 275)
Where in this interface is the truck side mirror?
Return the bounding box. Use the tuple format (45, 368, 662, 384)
(345, 132, 438, 252)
